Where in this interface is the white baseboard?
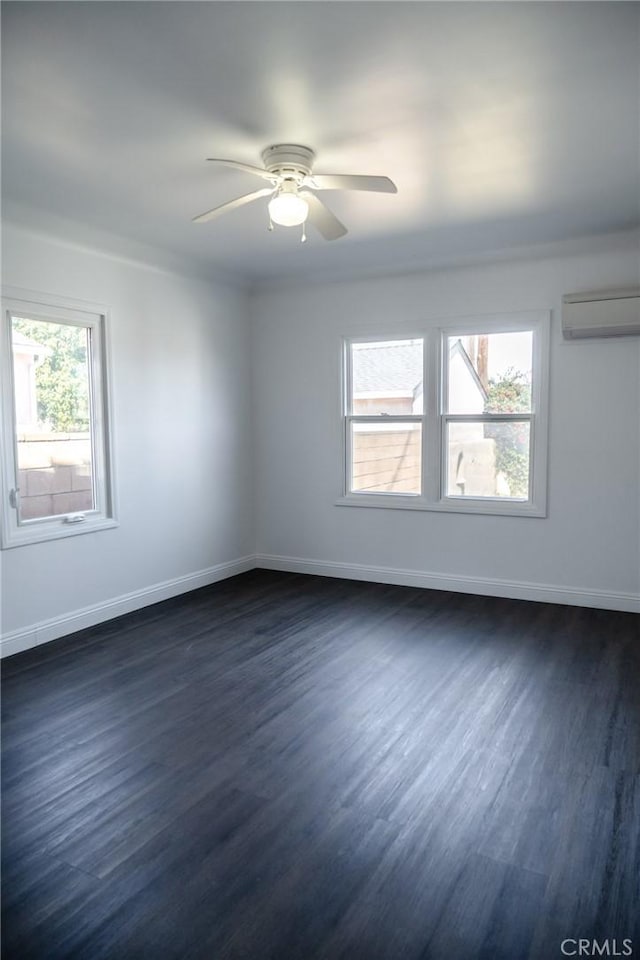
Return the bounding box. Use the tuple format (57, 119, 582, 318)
(255, 554, 640, 614)
(0, 555, 255, 658)
(4, 552, 637, 659)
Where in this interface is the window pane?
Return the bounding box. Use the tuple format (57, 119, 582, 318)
(446, 421, 530, 499)
(351, 339, 423, 415)
(446, 331, 532, 414)
(11, 317, 95, 521)
(351, 421, 421, 494)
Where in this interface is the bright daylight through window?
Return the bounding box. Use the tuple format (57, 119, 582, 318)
(342, 313, 549, 517)
(1, 290, 115, 547)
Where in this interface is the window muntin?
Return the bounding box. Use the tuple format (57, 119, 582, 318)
(1, 291, 115, 547)
(342, 314, 549, 517)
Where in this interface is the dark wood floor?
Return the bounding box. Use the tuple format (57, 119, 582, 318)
(2, 570, 639, 960)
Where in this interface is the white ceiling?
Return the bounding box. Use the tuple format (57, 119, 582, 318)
(2, 2, 639, 285)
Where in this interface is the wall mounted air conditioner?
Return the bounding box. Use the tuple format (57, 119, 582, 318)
(562, 287, 640, 339)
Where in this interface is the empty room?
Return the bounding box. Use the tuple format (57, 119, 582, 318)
(1, 2, 639, 959)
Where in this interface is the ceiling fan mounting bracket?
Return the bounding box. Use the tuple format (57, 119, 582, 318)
(261, 144, 316, 179)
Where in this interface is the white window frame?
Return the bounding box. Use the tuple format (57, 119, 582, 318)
(0, 287, 117, 548)
(337, 310, 550, 518)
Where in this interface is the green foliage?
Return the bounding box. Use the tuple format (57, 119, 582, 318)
(13, 318, 90, 432)
(484, 367, 530, 414)
(484, 369, 530, 498)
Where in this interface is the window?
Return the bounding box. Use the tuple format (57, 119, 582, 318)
(348, 338, 424, 495)
(1, 289, 116, 547)
(340, 312, 549, 516)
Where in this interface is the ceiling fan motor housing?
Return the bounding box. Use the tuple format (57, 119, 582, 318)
(261, 144, 315, 181)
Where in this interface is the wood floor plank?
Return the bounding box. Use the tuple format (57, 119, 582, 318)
(2, 570, 639, 959)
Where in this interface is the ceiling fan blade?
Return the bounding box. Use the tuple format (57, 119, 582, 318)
(206, 158, 277, 182)
(304, 174, 397, 194)
(301, 191, 348, 241)
(192, 187, 274, 224)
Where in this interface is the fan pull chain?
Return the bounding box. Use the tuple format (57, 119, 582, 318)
(267, 215, 274, 232)
(301, 223, 307, 243)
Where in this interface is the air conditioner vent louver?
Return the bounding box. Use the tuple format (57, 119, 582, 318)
(562, 288, 640, 339)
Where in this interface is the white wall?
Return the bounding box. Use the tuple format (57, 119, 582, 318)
(251, 235, 640, 611)
(2, 227, 638, 656)
(1, 224, 254, 652)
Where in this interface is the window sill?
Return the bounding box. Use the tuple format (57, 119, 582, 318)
(1, 517, 119, 549)
(335, 495, 546, 518)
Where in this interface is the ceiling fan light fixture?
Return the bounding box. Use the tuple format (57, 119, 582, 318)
(268, 190, 309, 227)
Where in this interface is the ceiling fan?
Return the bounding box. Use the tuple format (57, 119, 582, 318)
(192, 144, 397, 242)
